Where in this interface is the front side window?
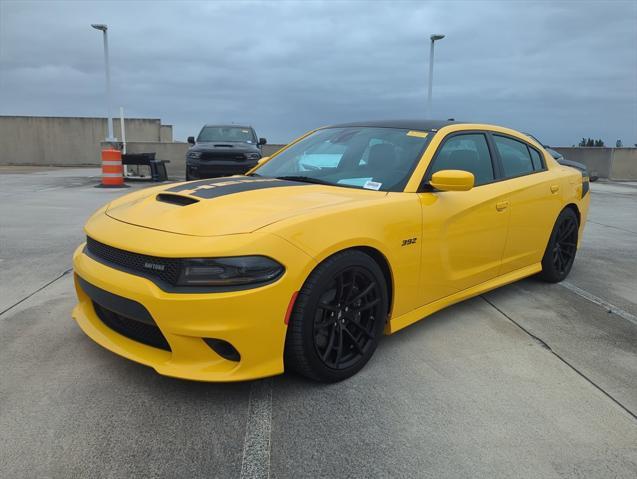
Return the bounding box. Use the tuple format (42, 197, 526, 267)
(429, 133, 494, 186)
(493, 135, 535, 178)
(253, 127, 430, 192)
(197, 127, 256, 144)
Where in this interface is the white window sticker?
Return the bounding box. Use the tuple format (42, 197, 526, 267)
(337, 177, 372, 187)
(363, 180, 382, 191)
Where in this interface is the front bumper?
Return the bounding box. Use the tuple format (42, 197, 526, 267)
(187, 159, 258, 179)
(72, 229, 315, 381)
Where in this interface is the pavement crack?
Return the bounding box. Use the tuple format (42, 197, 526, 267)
(587, 220, 637, 235)
(0, 268, 72, 318)
(481, 295, 637, 422)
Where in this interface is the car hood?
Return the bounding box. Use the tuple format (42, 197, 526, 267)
(190, 142, 260, 154)
(105, 176, 382, 237)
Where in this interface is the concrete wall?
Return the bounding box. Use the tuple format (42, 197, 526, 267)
(159, 125, 173, 143)
(262, 144, 287, 157)
(553, 147, 613, 178)
(0, 116, 172, 166)
(553, 147, 637, 180)
(609, 148, 637, 181)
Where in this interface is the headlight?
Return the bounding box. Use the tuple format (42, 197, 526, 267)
(187, 151, 202, 159)
(246, 152, 261, 160)
(177, 256, 284, 287)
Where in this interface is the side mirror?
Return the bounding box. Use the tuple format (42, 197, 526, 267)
(429, 170, 475, 191)
(187, 136, 195, 145)
(258, 137, 267, 146)
(257, 156, 270, 165)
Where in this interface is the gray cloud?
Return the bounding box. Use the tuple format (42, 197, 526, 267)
(1, 0, 635, 146)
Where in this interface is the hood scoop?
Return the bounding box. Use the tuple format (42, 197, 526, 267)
(156, 193, 199, 206)
(213, 144, 234, 148)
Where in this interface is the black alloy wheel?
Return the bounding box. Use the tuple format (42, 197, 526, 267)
(539, 208, 579, 282)
(552, 215, 578, 275)
(285, 250, 388, 382)
(313, 267, 381, 370)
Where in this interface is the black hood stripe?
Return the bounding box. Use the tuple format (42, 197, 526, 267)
(166, 176, 308, 199)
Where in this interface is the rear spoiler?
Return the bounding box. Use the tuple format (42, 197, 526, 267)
(557, 158, 591, 197)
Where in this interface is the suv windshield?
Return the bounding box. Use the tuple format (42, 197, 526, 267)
(197, 126, 255, 143)
(253, 127, 430, 192)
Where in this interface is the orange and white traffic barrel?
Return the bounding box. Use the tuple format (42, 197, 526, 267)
(97, 148, 128, 188)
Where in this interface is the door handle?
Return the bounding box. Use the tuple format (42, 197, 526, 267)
(496, 201, 509, 211)
(550, 184, 560, 193)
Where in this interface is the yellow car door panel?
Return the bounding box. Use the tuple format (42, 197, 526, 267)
(417, 131, 511, 305)
(491, 134, 564, 274)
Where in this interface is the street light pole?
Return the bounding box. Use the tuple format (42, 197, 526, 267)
(427, 33, 445, 118)
(91, 24, 115, 142)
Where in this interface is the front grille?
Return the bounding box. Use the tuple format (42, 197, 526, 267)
(201, 151, 247, 162)
(86, 237, 181, 285)
(93, 301, 171, 351)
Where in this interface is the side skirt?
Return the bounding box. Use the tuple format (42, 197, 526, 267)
(386, 263, 542, 334)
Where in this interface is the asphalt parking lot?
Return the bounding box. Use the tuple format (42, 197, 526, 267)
(1, 166, 636, 478)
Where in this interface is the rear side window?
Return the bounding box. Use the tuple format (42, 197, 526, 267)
(429, 134, 494, 186)
(493, 135, 535, 178)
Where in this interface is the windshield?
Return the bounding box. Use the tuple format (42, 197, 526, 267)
(197, 126, 256, 143)
(253, 127, 430, 192)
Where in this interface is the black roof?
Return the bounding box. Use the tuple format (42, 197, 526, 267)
(326, 119, 465, 131)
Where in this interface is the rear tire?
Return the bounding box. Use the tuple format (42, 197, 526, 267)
(539, 208, 579, 283)
(284, 250, 388, 382)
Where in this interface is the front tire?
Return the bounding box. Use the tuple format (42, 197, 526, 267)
(539, 208, 579, 283)
(284, 250, 388, 382)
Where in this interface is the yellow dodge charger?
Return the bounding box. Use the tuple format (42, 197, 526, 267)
(72, 120, 590, 382)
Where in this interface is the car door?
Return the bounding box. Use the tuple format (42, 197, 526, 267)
(417, 132, 512, 305)
(490, 133, 564, 275)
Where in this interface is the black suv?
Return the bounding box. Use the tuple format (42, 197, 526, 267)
(186, 125, 267, 180)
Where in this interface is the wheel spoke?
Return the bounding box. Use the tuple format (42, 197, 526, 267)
(347, 319, 373, 339)
(344, 272, 358, 303)
(343, 327, 364, 354)
(351, 297, 380, 313)
(321, 325, 337, 361)
(348, 282, 376, 305)
(560, 221, 576, 240)
(334, 327, 344, 367)
(336, 275, 345, 303)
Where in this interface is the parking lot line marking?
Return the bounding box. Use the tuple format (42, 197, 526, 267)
(240, 378, 273, 479)
(560, 281, 637, 326)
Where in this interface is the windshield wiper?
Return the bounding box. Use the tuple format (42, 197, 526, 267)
(275, 175, 334, 186)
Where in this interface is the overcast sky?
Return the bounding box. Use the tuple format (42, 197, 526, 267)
(1, 0, 636, 145)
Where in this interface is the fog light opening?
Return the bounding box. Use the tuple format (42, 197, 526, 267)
(204, 338, 241, 362)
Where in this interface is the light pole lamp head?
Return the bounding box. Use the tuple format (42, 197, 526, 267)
(91, 24, 108, 31)
(430, 34, 445, 41)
